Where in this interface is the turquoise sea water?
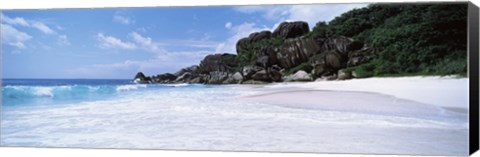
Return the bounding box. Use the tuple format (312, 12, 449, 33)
(2, 79, 207, 108)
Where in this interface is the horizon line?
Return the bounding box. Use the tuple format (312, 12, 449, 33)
(2, 78, 132, 80)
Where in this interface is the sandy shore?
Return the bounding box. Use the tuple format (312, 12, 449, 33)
(240, 76, 469, 110)
(235, 76, 469, 155)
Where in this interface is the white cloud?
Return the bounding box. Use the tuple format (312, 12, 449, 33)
(113, 11, 134, 25)
(1, 14, 29, 26)
(287, 4, 368, 27)
(215, 22, 269, 54)
(31, 21, 55, 34)
(1, 24, 32, 49)
(129, 32, 164, 53)
(225, 22, 232, 29)
(97, 33, 136, 50)
(113, 15, 133, 25)
(95, 31, 218, 55)
(1, 13, 57, 35)
(234, 4, 368, 28)
(1, 13, 69, 49)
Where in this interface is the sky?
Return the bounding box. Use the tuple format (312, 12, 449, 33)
(1, 4, 368, 79)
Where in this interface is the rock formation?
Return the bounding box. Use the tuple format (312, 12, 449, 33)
(134, 72, 151, 83)
(277, 38, 319, 69)
(272, 21, 310, 39)
(133, 21, 378, 84)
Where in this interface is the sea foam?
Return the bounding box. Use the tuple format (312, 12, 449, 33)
(115, 84, 147, 92)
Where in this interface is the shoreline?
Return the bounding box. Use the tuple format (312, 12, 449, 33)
(237, 76, 469, 110)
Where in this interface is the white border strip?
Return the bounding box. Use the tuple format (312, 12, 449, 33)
(0, 0, 477, 157)
(0, 0, 466, 10)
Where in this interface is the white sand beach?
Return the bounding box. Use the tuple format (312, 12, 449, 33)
(234, 76, 469, 155)
(241, 76, 469, 110)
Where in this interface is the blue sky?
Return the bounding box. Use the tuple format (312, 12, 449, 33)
(1, 4, 367, 79)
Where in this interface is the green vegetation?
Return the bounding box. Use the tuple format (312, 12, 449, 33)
(307, 22, 330, 38)
(233, 66, 243, 73)
(307, 3, 468, 76)
(344, 62, 375, 78)
(236, 37, 284, 65)
(286, 63, 313, 75)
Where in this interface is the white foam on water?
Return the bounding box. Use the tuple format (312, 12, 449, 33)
(87, 86, 100, 91)
(165, 83, 189, 87)
(1, 85, 469, 155)
(4, 85, 26, 90)
(57, 85, 73, 90)
(32, 87, 54, 97)
(4, 85, 55, 97)
(115, 84, 147, 92)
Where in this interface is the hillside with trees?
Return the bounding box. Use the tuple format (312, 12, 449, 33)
(134, 3, 468, 84)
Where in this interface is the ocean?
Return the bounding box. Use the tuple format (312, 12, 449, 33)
(0, 79, 469, 155)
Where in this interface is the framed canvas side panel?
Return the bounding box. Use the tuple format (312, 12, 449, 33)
(469, 1, 479, 155)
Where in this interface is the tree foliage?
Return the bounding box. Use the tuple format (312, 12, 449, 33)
(236, 37, 284, 66)
(308, 3, 468, 76)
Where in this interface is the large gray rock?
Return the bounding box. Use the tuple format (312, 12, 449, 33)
(283, 70, 312, 82)
(272, 21, 310, 39)
(277, 38, 320, 69)
(248, 31, 272, 43)
(175, 72, 194, 82)
(222, 72, 244, 84)
(236, 31, 272, 56)
(312, 63, 328, 77)
(338, 69, 353, 80)
(205, 71, 230, 84)
(174, 65, 199, 76)
(255, 45, 279, 68)
(189, 75, 208, 84)
(309, 50, 344, 77)
(242, 65, 264, 80)
(134, 72, 151, 83)
(268, 68, 283, 82)
(198, 53, 238, 74)
(316, 36, 355, 57)
(236, 38, 250, 56)
(347, 41, 365, 52)
(151, 73, 177, 83)
(325, 51, 343, 70)
(232, 72, 243, 81)
(347, 48, 378, 67)
(251, 70, 270, 82)
(249, 67, 282, 82)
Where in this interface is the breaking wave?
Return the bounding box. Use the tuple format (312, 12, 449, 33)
(2, 84, 162, 105)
